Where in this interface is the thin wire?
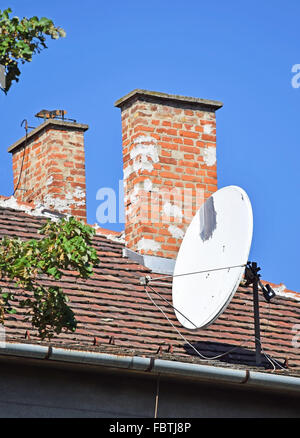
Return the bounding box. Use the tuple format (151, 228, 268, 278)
(256, 339, 276, 371)
(145, 285, 251, 360)
(13, 121, 28, 197)
(257, 300, 274, 370)
(147, 280, 283, 374)
(145, 284, 282, 370)
(257, 293, 285, 371)
(154, 375, 160, 419)
(147, 283, 198, 329)
(259, 300, 285, 371)
(148, 263, 247, 283)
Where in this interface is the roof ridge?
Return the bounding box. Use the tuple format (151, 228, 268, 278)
(260, 280, 300, 301)
(0, 195, 125, 243)
(0, 195, 61, 219)
(92, 223, 124, 240)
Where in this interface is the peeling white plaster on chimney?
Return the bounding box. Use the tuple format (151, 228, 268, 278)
(123, 165, 131, 181)
(163, 202, 183, 219)
(126, 186, 139, 217)
(43, 186, 85, 213)
(46, 176, 54, 186)
(43, 195, 70, 213)
(0, 196, 62, 221)
(0, 196, 32, 214)
(124, 136, 159, 179)
(0, 197, 46, 217)
(203, 147, 216, 167)
(137, 237, 161, 252)
(203, 112, 214, 121)
(203, 124, 213, 134)
(106, 230, 125, 244)
(92, 224, 125, 243)
(126, 180, 156, 218)
(68, 187, 85, 204)
(144, 178, 153, 192)
(168, 225, 184, 239)
(131, 144, 159, 172)
(133, 135, 156, 144)
(130, 186, 140, 205)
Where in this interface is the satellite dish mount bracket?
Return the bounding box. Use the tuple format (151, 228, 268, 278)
(245, 261, 262, 366)
(244, 261, 276, 367)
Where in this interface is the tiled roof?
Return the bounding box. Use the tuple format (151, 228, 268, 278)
(0, 206, 299, 376)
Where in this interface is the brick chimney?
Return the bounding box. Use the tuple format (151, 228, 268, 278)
(115, 89, 223, 260)
(8, 119, 89, 221)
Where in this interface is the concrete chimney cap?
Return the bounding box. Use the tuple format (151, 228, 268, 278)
(7, 119, 89, 154)
(114, 89, 223, 111)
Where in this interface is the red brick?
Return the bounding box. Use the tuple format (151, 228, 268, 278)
(178, 160, 198, 168)
(173, 138, 183, 144)
(204, 177, 217, 185)
(50, 153, 68, 160)
(52, 174, 64, 180)
(64, 161, 74, 168)
(183, 138, 194, 146)
(180, 146, 198, 154)
(160, 157, 177, 165)
(157, 128, 177, 136)
(134, 126, 155, 133)
(179, 130, 198, 139)
(160, 171, 181, 180)
(202, 134, 216, 141)
(159, 142, 178, 150)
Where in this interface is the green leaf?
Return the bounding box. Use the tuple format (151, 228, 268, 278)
(47, 267, 57, 276)
(0, 8, 65, 93)
(0, 215, 99, 340)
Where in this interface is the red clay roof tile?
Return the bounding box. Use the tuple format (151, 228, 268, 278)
(0, 205, 299, 375)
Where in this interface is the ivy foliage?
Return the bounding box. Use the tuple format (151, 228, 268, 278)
(0, 217, 99, 340)
(0, 7, 66, 93)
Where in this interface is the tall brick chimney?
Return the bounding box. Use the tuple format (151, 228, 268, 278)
(8, 118, 88, 221)
(115, 89, 223, 261)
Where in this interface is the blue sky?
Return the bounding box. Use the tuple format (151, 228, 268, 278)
(1, 0, 300, 292)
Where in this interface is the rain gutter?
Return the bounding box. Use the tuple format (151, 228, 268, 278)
(0, 342, 299, 394)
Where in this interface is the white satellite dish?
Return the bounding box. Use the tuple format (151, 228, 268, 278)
(172, 185, 253, 330)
